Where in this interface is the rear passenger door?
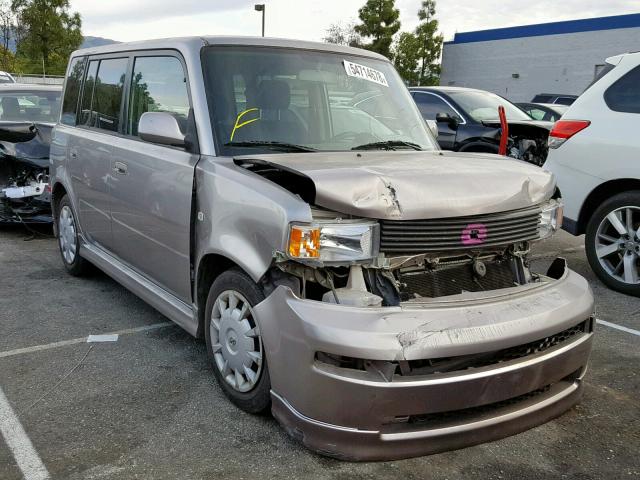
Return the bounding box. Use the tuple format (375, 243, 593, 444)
(68, 55, 129, 249)
(109, 52, 197, 303)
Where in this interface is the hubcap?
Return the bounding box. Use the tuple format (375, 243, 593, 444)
(595, 206, 640, 284)
(58, 205, 77, 265)
(209, 290, 263, 393)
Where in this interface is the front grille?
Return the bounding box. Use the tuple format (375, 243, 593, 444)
(315, 319, 591, 378)
(379, 206, 542, 254)
(404, 319, 589, 376)
(399, 260, 515, 299)
(404, 384, 553, 427)
(398, 368, 583, 428)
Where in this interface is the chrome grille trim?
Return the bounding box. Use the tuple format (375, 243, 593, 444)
(380, 206, 542, 253)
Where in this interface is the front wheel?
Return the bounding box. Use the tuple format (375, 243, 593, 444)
(585, 191, 640, 296)
(204, 268, 271, 414)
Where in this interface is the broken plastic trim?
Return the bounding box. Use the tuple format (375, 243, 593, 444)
(315, 318, 590, 381)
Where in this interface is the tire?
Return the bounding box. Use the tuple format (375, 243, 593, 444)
(585, 191, 640, 297)
(56, 194, 90, 276)
(204, 268, 271, 414)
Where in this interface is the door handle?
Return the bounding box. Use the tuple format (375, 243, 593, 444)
(70, 148, 78, 159)
(113, 161, 128, 175)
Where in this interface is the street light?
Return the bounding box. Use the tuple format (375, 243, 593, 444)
(254, 4, 265, 37)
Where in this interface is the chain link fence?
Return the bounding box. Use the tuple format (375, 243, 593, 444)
(8, 74, 64, 85)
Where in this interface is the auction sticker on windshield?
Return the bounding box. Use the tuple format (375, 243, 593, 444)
(343, 60, 388, 87)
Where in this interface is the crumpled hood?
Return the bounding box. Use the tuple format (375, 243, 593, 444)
(236, 150, 556, 220)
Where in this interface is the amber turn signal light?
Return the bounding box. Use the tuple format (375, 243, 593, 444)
(288, 225, 320, 258)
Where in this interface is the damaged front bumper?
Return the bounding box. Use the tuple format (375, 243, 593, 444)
(255, 260, 594, 461)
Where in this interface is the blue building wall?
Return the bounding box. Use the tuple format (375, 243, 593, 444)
(440, 14, 640, 102)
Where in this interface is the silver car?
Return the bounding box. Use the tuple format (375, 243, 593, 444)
(50, 37, 594, 461)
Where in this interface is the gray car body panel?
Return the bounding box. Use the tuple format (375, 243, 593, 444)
(50, 36, 594, 461)
(194, 156, 312, 283)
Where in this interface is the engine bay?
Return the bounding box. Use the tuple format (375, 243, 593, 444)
(0, 122, 52, 224)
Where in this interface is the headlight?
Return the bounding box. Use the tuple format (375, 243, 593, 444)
(288, 221, 379, 263)
(538, 199, 564, 240)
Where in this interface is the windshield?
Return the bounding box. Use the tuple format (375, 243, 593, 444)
(0, 89, 61, 122)
(201, 46, 437, 154)
(448, 90, 532, 123)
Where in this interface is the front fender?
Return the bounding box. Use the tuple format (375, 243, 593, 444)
(194, 156, 312, 282)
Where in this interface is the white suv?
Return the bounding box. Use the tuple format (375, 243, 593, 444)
(544, 51, 640, 296)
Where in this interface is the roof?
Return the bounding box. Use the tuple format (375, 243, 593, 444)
(0, 84, 61, 91)
(445, 13, 640, 45)
(409, 86, 485, 94)
(71, 35, 388, 61)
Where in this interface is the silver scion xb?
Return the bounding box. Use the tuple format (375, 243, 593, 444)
(50, 37, 595, 461)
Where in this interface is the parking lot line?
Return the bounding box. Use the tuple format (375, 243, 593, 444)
(597, 319, 640, 337)
(0, 387, 50, 480)
(0, 322, 174, 359)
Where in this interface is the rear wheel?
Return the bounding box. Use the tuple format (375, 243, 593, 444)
(57, 195, 90, 276)
(204, 268, 271, 413)
(585, 191, 640, 296)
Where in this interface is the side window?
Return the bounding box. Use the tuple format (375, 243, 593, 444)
(79, 60, 98, 126)
(79, 58, 127, 131)
(527, 108, 546, 121)
(93, 58, 128, 131)
(604, 66, 640, 114)
(61, 56, 86, 125)
(413, 93, 461, 121)
(127, 56, 190, 136)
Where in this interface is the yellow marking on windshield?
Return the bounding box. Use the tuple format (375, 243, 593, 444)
(230, 108, 260, 141)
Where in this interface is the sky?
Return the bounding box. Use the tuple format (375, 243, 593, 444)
(69, 0, 640, 44)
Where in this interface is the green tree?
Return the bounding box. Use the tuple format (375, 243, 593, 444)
(393, 32, 420, 85)
(0, 0, 16, 71)
(414, 0, 443, 85)
(11, 0, 82, 75)
(323, 22, 362, 48)
(354, 0, 400, 59)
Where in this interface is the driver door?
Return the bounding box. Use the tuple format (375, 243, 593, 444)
(412, 91, 461, 150)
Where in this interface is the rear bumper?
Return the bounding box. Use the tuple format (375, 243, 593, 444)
(255, 264, 594, 461)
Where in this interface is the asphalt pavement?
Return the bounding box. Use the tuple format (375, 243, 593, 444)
(0, 226, 638, 479)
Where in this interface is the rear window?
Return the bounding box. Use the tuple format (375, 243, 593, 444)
(61, 56, 86, 125)
(604, 65, 640, 114)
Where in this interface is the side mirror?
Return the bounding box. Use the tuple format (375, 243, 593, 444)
(425, 119, 439, 138)
(435, 112, 459, 129)
(138, 112, 186, 147)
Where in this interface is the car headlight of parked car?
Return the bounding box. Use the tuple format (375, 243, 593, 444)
(288, 221, 379, 263)
(538, 199, 564, 240)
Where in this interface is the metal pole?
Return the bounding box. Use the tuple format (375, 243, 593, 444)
(255, 4, 265, 37)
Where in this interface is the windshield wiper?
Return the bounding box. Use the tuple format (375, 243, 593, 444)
(351, 140, 422, 151)
(224, 141, 317, 152)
